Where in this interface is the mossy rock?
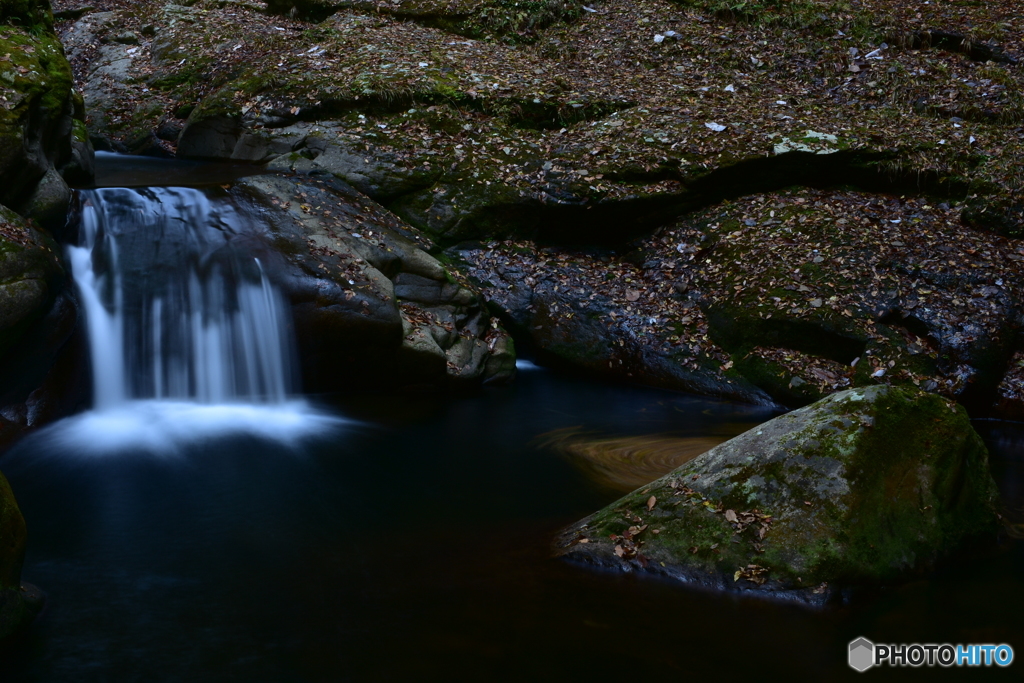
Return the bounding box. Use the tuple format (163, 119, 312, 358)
(0, 6, 75, 209)
(0, 467, 39, 642)
(270, 0, 582, 42)
(0, 0, 54, 30)
(556, 385, 999, 603)
(0, 203, 63, 355)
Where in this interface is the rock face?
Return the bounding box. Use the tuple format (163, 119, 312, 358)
(0, 468, 40, 640)
(453, 187, 1024, 415)
(0, 0, 90, 226)
(51, 0, 1024, 416)
(0, 205, 64, 355)
(0, 203, 75, 449)
(229, 172, 515, 390)
(450, 240, 779, 406)
(556, 386, 999, 603)
(0, 1, 85, 447)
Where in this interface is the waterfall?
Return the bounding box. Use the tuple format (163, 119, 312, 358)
(69, 187, 296, 409)
(16, 184, 340, 458)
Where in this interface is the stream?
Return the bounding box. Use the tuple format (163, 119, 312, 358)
(0, 169, 1021, 681)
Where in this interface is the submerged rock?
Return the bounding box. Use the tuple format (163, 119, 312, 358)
(538, 428, 736, 492)
(555, 386, 1000, 604)
(0, 469, 42, 641)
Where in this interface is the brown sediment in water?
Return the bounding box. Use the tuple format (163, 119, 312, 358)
(537, 424, 755, 492)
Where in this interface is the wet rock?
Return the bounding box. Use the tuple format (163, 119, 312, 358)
(451, 241, 777, 405)
(21, 169, 72, 232)
(540, 429, 732, 492)
(556, 386, 1000, 604)
(176, 115, 244, 160)
(155, 120, 183, 142)
(0, 206, 65, 357)
(230, 173, 514, 390)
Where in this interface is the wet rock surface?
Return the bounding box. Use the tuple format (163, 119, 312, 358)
(229, 172, 514, 389)
(555, 385, 1000, 603)
(453, 186, 1024, 413)
(0, 1, 89, 452)
(0, 204, 77, 449)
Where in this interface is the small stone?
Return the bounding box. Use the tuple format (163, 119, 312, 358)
(111, 31, 139, 45)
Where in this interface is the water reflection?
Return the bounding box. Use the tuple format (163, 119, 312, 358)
(88, 152, 265, 189)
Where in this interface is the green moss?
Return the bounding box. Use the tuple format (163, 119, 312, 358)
(0, 0, 54, 32)
(566, 387, 998, 590)
(0, 29, 71, 119)
(71, 118, 88, 143)
(732, 352, 824, 406)
(459, 0, 583, 43)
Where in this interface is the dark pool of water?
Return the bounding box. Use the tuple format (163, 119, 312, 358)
(1, 367, 1021, 682)
(87, 152, 265, 189)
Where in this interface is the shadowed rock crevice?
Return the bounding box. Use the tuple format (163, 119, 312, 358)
(265, 0, 584, 42)
(223, 92, 633, 133)
(894, 30, 1018, 65)
(705, 305, 867, 366)
(390, 148, 973, 248)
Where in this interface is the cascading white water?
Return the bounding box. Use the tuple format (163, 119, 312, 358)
(69, 187, 295, 408)
(34, 185, 341, 456)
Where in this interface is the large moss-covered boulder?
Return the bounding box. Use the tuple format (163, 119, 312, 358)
(0, 468, 40, 641)
(0, 204, 63, 354)
(556, 385, 1000, 603)
(0, 0, 84, 223)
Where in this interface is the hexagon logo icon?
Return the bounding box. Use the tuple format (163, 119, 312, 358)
(849, 637, 875, 672)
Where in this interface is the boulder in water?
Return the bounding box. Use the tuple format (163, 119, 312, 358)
(555, 386, 1000, 604)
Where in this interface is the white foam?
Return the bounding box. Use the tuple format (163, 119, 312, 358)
(30, 400, 346, 457)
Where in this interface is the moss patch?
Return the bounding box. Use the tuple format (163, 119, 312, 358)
(558, 386, 999, 593)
